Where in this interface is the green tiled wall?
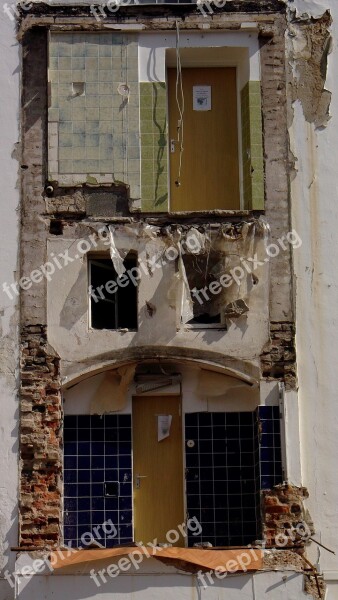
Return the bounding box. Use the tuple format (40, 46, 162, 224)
(48, 32, 140, 198)
(140, 82, 168, 212)
(241, 81, 264, 210)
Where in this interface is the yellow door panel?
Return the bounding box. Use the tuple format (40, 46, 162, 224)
(168, 67, 240, 212)
(132, 395, 185, 546)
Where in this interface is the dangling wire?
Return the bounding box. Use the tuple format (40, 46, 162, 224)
(175, 19, 185, 187)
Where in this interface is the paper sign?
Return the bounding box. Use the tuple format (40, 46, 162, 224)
(193, 86, 212, 111)
(157, 415, 172, 442)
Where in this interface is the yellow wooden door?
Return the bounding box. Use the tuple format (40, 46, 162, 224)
(132, 395, 185, 545)
(168, 67, 240, 211)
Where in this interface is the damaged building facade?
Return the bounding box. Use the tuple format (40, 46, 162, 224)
(1, 0, 338, 598)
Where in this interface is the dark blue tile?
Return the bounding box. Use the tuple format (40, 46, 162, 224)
(261, 475, 275, 489)
(78, 442, 90, 455)
(91, 415, 104, 428)
(105, 469, 118, 481)
(119, 510, 132, 523)
(91, 442, 104, 455)
(119, 429, 131, 442)
(198, 413, 212, 426)
(64, 497, 77, 511)
(91, 455, 105, 469)
(78, 497, 90, 511)
(119, 496, 132, 510)
(258, 406, 273, 419)
(78, 428, 91, 442)
(106, 537, 120, 548)
(78, 511, 91, 525)
(64, 512, 77, 526)
(118, 415, 131, 427)
(225, 413, 239, 426)
(64, 470, 77, 484)
(120, 482, 131, 496)
(105, 415, 118, 427)
(185, 413, 198, 426)
(105, 442, 118, 455)
(260, 447, 274, 461)
(118, 441, 131, 454)
(239, 412, 254, 426)
(91, 483, 104, 497)
(272, 406, 280, 419)
(92, 470, 105, 483)
(64, 456, 77, 469)
(64, 526, 77, 540)
(64, 442, 77, 455)
(78, 470, 91, 483)
(78, 415, 91, 428)
(92, 497, 104, 511)
(92, 511, 105, 525)
(64, 484, 77, 497)
(212, 414, 225, 426)
(91, 429, 104, 442)
(105, 497, 118, 511)
(118, 455, 131, 469)
(119, 524, 132, 538)
(64, 415, 77, 428)
(64, 429, 77, 442)
(78, 455, 90, 469)
(77, 484, 91, 497)
(261, 420, 274, 434)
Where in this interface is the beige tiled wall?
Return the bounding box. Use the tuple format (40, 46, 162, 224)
(48, 32, 140, 199)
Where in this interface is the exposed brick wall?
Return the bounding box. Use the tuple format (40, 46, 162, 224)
(262, 484, 312, 549)
(20, 326, 62, 547)
(261, 322, 297, 389)
(259, 16, 293, 324)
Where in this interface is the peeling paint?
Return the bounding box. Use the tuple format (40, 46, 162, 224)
(289, 10, 332, 127)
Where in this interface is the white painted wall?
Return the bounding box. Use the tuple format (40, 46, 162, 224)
(289, 0, 338, 593)
(0, 6, 20, 600)
(138, 31, 260, 86)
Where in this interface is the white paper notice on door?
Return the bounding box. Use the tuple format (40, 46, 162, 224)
(157, 415, 172, 442)
(193, 86, 212, 111)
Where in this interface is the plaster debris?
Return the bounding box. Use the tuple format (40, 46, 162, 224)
(289, 10, 332, 128)
(224, 299, 249, 319)
(108, 225, 126, 276)
(90, 364, 136, 414)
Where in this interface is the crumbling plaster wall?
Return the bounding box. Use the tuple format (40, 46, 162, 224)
(16, 0, 304, 580)
(46, 223, 270, 382)
(288, 0, 338, 594)
(0, 9, 20, 600)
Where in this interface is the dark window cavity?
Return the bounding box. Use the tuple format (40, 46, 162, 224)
(89, 254, 138, 330)
(183, 253, 225, 325)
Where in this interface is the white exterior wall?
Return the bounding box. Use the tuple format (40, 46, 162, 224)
(291, 0, 338, 593)
(1, 0, 338, 598)
(0, 5, 20, 600)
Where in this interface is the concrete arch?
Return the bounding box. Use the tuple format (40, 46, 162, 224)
(62, 345, 260, 389)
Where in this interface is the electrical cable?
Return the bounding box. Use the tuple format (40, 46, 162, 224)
(175, 20, 185, 187)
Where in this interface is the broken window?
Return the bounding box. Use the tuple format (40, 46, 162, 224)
(89, 254, 138, 330)
(183, 252, 225, 326)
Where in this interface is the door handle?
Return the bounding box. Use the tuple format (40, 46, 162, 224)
(135, 474, 147, 489)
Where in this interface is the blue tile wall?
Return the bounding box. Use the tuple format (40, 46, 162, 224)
(63, 414, 132, 548)
(258, 405, 283, 490)
(185, 412, 261, 547)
